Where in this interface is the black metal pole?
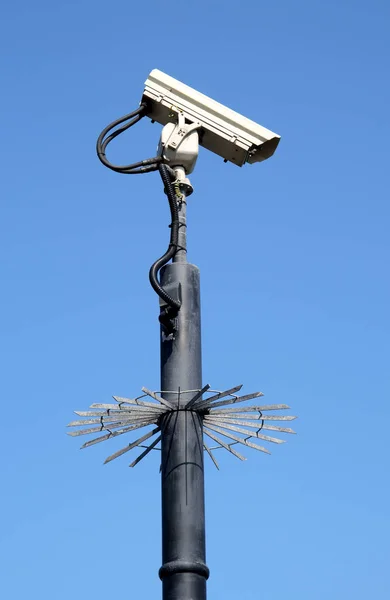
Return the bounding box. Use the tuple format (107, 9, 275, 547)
(159, 189, 209, 600)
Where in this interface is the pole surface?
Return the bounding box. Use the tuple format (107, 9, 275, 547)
(159, 192, 208, 600)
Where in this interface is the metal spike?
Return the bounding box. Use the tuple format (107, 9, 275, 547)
(114, 406, 165, 415)
(73, 409, 161, 418)
(206, 412, 262, 421)
(89, 403, 131, 409)
(208, 403, 290, 414)
(199, 391, 264, 411)
(68, 418, 128, 427)
(104, 426, 160, 464)
(204, 423, 271, 455)
(204, 416, 296, 434)
(209, 412, 296, 422)
(204, 418, 285, 444)
(209, 407, 296, 418)
(141, 388, 175, 410)
(68, 418, 155, 437)
(90, 403, 163, 413)
(260, 423, 296, 433)
(74, 411, 111, 417)
(192, 385, 243, 410)
(105, 410, 163, 419)
(68, 419, 103, 427)
(67, 424, 105, 437)
(80, 421, 154, 449)
(206, 412, 263, 420)
(100, 411, 163, 419)
(113, 396, 167, 411)
(129, 435, 162, 468)
(185, 384, 211, 409)
(107, 412, 160, 420)
(203, 428, 246, 461)
(257, 415, 296, 421)
(68, 414, 159, 427)
(203, 442, 220, 470)
(68, 415, 159, 427)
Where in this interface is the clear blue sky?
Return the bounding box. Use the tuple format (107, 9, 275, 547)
(1, 1, 389, 598)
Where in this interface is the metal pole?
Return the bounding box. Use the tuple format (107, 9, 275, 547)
(159, 181, 209, 600)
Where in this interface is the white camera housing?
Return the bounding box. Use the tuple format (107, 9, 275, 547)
(142, 69, 280, 168)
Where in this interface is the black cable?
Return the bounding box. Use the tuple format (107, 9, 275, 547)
(149, 164, 181, 312)
(101, 113, 143, 155)
(100, 108, 144, 147)
(96, 110, 181, 313)
(96, 104, 163, 174)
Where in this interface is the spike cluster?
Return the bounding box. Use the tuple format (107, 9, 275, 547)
(67, 385, 297, 467)
(193, 385, 296, 469)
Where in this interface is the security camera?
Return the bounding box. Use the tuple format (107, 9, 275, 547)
(141, 69, 280, 168)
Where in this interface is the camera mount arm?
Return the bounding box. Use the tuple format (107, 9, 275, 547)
(158, 110, 201, 176)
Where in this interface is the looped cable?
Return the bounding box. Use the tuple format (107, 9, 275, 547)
(96, 104, 163, 174)
(96, 110, 182, 314)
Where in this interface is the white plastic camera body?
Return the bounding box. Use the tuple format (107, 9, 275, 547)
(142, 69, 280, 168)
